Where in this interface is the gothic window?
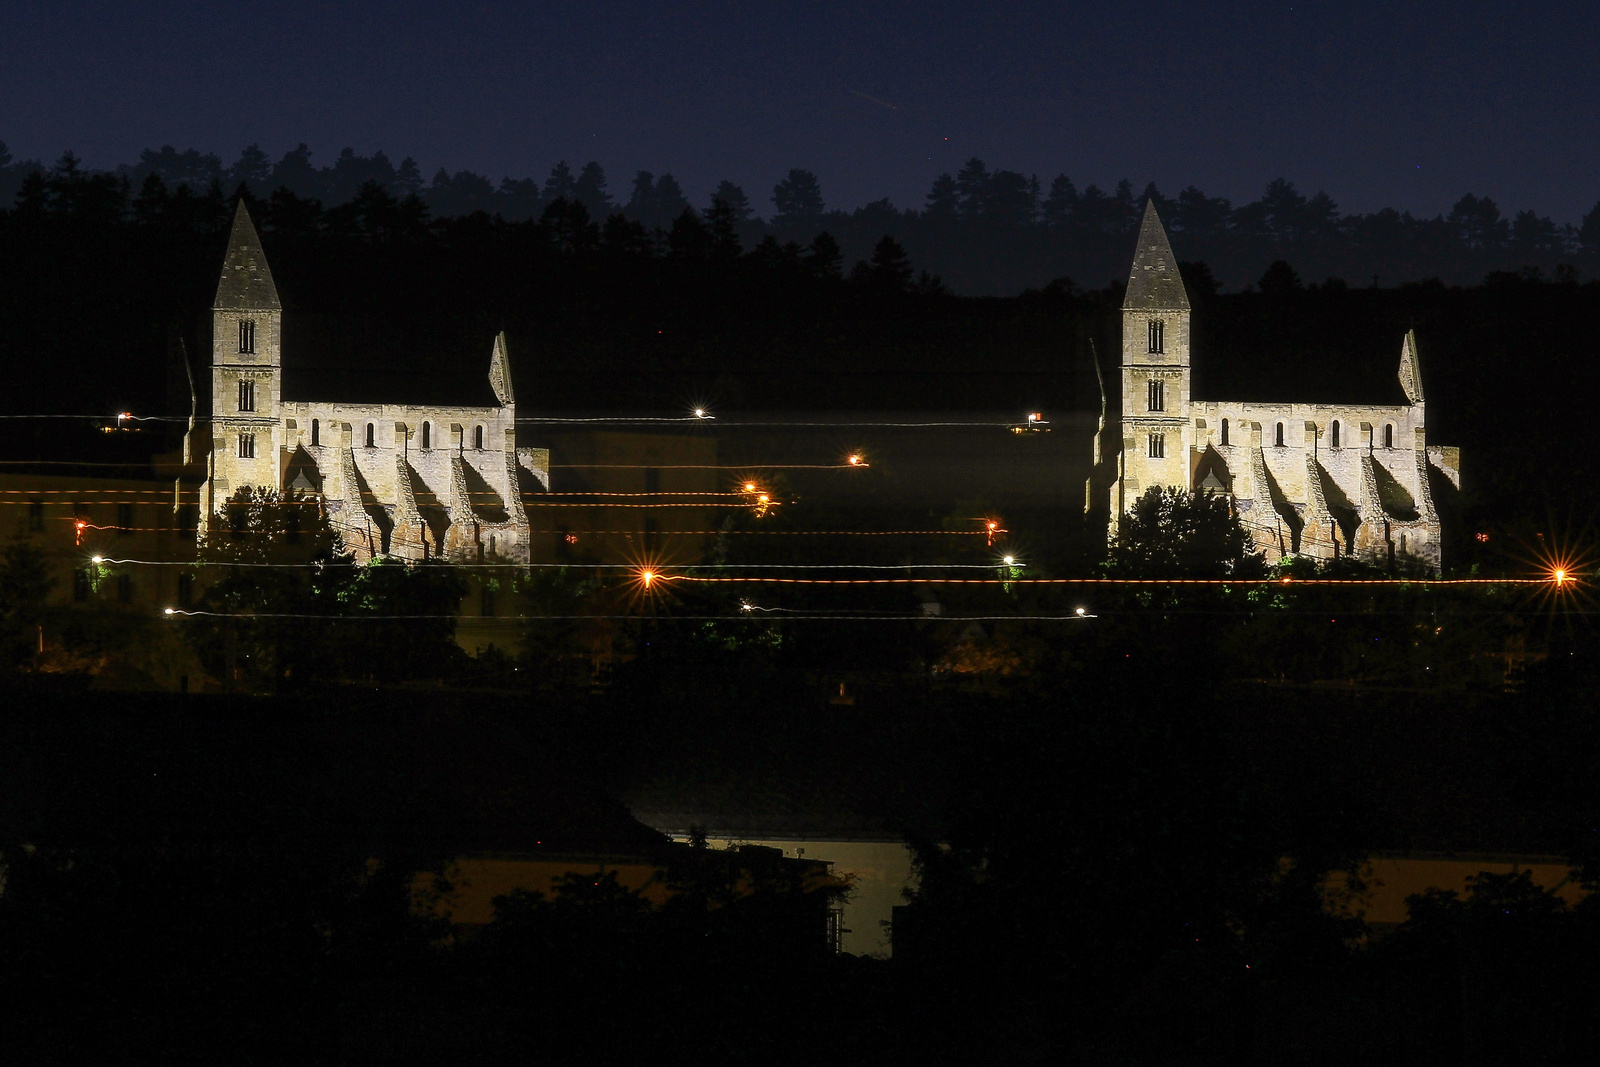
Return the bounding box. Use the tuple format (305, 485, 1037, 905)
(1147, 378, 1164, 412)
(474, 425, 484, 450)
(365, 423, 375, 448)
(422, 422, 431, 449)
(1383, 424, 1394, 449)
(1331, 420, 1341, 448)
(1148, 319, 1164, 354)
(310, 418, 320, 446)
(237, 433, 255, 459)
(237, 378, 254, 412)
(239, 319, 256, 354)
(1275, 422, 1285, 447)
(1220, 418, 1230, 446)
(1147, 433, 1165, 459)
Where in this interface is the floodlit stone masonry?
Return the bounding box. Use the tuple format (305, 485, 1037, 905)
(1091, 201, 1460, 570)
(201, 202, 546, 561)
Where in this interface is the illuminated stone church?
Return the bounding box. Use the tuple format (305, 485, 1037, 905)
(1090, 201, 1460, 569)
(199, 202, 547, 560)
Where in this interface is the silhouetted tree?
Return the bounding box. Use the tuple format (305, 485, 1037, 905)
(1109, 485, 1261, 578)
(709, 180, 752, 222)
(542, 160, 576, 203)
(573, 161, 612, 218)
(1258, 259, 1303, 293)
(771, 168, 824, 228)
(806, 231, 842, 278)
(225, 143, 272, 193)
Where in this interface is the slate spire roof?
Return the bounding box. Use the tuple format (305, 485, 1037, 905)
(213, 200, 280, 310)
(1123, 199, 1189, 311)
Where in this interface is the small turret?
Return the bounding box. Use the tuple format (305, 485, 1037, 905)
(488, 331, 515, 407)
(1398, 329, 1424, 405)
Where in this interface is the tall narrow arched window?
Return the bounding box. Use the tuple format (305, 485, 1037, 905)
(1383, 424, 1394, 449)
(239, 319, 255, 354)
(474, 425, 484, 450)
(1331, 420, 1341, 448)
(1220, 418, 1229, 446)
(365, 423, 375, 448)
(1148, 319, 1165, 354)
(422, 422, 431, 449)
(311, 418, 320, 447)
(1275, 422, 1285, 447)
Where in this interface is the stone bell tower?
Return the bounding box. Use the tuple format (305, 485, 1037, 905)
(1112, 200, 1192, 526)
(206, 201, 282, 519)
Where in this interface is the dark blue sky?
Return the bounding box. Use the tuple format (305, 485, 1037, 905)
(5, 0, 1596, 220)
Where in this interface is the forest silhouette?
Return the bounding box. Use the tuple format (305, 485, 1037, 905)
(3, 139, 1598, 295)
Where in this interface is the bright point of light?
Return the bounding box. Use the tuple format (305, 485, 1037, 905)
(739, 600, 754, 612)
(847, 453, 864, 466)
(91, 555, 103, 564)
(1554, 568, 1568, 585)
(757, 494, 769, 504)
(1075, 607, 1086, 616)
(640, 569, 656, 588)
(986, 521, 997, 531)
(1002, 555, 1015, 565)
(693, 408, 708, 419)
(164, 608, 175, 615)
(744, 482, 757, 493)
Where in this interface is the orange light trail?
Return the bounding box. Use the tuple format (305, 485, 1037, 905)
(657, 575, 1555, 586)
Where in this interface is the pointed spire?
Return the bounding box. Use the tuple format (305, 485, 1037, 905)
(213, 200, 280, 310)
(1123, 200, 1189, 311)
(1398, 329, 1424, 404)
(488, 331, 515, 406)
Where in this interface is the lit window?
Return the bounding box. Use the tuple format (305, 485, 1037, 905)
(366, 423, 375, 448)
(237, 378, 254, 412)
(1147, 433, 1165, 459)
(1148, 319, 1164, 354)
(239, 319, 255, 354)
(237, 433, 255, 459)
(1331, 420, 1341, 448)
(1220, 418, 1229, 447)
(1147, 379, 1164, 412)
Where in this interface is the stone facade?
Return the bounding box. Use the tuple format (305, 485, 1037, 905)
(201, 203, 546, 561)
(1091, 201, 1460, 570)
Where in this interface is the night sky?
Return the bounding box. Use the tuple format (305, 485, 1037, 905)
(5, 0, 1597, 221)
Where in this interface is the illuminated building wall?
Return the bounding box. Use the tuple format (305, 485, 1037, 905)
(1094, 202, 1461, 569)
